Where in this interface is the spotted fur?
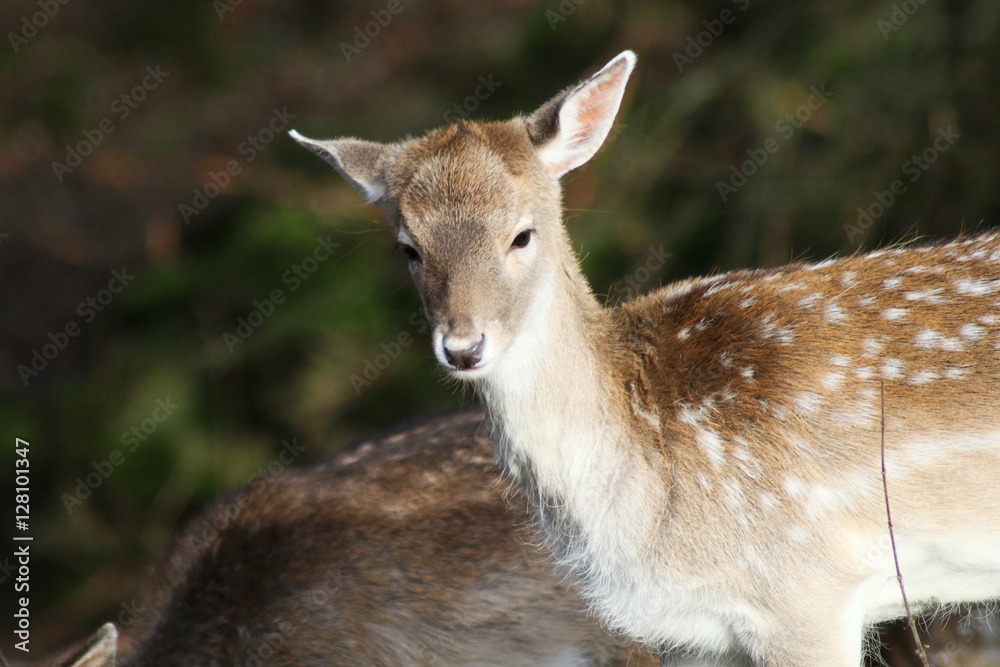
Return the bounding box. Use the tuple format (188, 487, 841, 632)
(54, 412, 656, 667)
(293, 51, 1000, 666)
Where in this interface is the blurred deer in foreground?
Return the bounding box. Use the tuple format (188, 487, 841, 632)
(54, 411, 656, 667)
(291, 51, 1000, 665)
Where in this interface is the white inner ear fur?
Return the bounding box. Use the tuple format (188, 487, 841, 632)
(351, 174, 385, 204)
(287, 130, 386, 204)
(536, 51, 636, 178)
(342, 159, 386, 204)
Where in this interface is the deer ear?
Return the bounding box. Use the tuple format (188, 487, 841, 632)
(66, 623, 118, 667)
(526, 50, 636, 179)
(289, 131, 393, 204)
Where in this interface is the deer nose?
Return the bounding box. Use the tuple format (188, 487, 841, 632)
(443, 334, 485, 370)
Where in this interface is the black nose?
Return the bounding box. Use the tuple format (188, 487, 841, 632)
(444, 335, 485, 370)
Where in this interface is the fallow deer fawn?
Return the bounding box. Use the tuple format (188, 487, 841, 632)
(291, 51, 1000, 665)
(54, 411, 655, 667)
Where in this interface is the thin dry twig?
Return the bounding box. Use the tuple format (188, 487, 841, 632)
(880, 380, 931, 667)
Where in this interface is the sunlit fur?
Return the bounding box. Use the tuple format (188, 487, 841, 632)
(55, 412, 657, 667)
(292, 51, 1000, 666)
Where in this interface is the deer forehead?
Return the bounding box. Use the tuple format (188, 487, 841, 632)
(388, 122, 547, 236)
(398, 152, 516, 227)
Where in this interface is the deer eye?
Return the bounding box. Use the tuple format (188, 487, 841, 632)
(510, 230, 533, 250)
(396, 242, 421, 263)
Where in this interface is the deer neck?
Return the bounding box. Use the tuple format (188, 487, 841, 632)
(477, 249, 632, 514)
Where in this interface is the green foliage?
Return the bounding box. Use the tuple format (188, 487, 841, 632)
(2, 0, 998, 656)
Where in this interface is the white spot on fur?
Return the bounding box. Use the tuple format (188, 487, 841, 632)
(784, 477, 806, 497)
(795, 392, 822, 414)
(825, 302, 847, 324)
(760, 493, 779, 512)
(904, 288, 946, 303)
(758, 313, 778, 339)
(883, 277, 903, 289)
(945, 367, 968, 380)
(956, 279, 999, 296)
(861, 338, 883, 358)
(799, 294, 822, 309)
(733, 441, 761, 479)
(831, 355, 851, 368)
(883, 308, 908, 321)
(678, 403, 705, 427)
(822, 371, 845, 390)
(697, 472, 712, 490)
(881, 358, 905, 380)
(910, 370, 939, 385)
(724, 481, 745, 512)
(943, 337, 965, 352)
(704, 281, 736, 296)
(695, 427, 726, 469)
(915, 329, 965, 351)
(915, 330, 942, 349)
(960, 323, 986, 341)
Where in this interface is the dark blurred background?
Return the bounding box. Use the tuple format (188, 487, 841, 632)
(2, 0, 999, 662)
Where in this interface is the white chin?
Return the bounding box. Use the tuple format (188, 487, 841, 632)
(442, 360, 493, 380)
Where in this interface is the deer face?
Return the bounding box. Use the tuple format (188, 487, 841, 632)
(386, 124, 562, 377)
(291, 51, 636, 378)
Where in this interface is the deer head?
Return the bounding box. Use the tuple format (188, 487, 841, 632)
(290, 51, 635, 378)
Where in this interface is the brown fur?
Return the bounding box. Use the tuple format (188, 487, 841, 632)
(291, 51, 1000, 666)
(54, 411, 656, 667)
